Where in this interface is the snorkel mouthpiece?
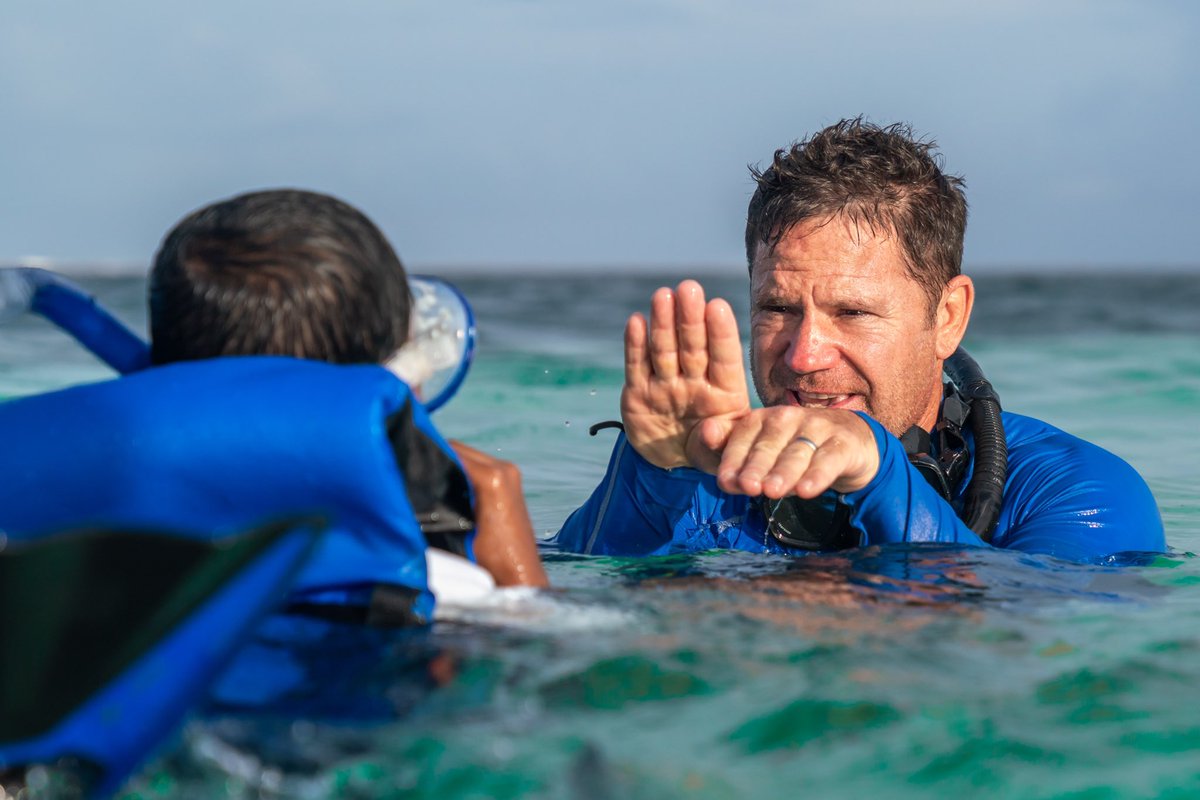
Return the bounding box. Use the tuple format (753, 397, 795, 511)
(384, 276, 477, 412)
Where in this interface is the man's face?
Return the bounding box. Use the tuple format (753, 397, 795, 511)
(749, 216, 950, 435)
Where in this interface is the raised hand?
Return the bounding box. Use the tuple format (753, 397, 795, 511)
(620, 280, 751, 470)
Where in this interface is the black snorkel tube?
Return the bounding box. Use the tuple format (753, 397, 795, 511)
(943, 347, 1007, 542)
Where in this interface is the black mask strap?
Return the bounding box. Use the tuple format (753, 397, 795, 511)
(900, 425, 954, 501)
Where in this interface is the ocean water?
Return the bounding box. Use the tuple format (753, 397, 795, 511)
(4, 270, 1200, 799)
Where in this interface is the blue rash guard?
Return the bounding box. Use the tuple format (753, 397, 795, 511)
(554, 411, 1165, 563)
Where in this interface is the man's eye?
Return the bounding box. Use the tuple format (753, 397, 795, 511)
(840, 308, 869, 318)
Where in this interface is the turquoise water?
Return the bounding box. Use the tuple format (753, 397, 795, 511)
(4, 272, 1200, 799)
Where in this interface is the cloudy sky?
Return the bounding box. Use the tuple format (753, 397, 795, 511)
(2, 1, 1197, 272)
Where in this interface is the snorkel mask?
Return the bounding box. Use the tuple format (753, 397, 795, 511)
(384, 276, 476, 412)
(0, 267, 477, 413)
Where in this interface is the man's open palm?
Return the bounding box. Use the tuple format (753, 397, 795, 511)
(620, 280, 751, 469)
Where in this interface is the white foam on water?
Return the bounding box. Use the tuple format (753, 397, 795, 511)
(427, 548, 638, 631)
(433, 585, 637, 632)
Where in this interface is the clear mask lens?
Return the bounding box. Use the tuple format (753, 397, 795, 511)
(384, 276, 476, 412)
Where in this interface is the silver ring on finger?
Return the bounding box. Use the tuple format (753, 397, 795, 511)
(794, 435, 819, 453)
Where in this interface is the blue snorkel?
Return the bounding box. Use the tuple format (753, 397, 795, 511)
(0, 267, 475, 412)
(0, 268, 151, 375)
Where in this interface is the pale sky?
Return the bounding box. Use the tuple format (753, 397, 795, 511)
(2, 1, 1197, 272)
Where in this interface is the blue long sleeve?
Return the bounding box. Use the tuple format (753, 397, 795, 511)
(554, 433, 773, 556)
(554, 411, 1166, 562)
(843, 413, 988, 547)
(842, 412, 1164, 560)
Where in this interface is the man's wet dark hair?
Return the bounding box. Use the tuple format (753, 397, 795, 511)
(149, 189, 411, 365)
(745, 118, 968, 315)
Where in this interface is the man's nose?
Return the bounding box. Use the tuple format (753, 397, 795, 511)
(783, 315, 838, 373)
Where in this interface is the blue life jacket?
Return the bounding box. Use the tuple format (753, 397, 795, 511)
(0, 356, 475, 624)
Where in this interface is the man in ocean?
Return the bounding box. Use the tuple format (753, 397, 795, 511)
(146, 188, 548, 593)
(555, 118, 1165, 562)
